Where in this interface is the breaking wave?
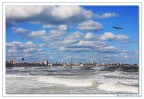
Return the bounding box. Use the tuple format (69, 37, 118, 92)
(38, 76, 97, 87)
(98, 81, 138, 93)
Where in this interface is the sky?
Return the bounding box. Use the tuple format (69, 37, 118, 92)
(6, 5, 139, 64)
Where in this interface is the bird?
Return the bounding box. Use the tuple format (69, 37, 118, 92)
(112, 26, 123, 29)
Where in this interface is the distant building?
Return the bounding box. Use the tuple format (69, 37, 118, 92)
(12, 58, 16, 64)
(44, 59, 48, 65)
(91, 61, 97, 65)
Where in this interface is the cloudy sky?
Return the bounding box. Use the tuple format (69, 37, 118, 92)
(6, 5, 139, 64)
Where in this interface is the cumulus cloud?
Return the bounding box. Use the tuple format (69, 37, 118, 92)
(47, 29, 66, 39)
(95, 12, 118, 19)
(84, 32, 97, 40)
(42, 26, 67, 41)
(58, 25, 67, 31)
(7, 41, 36, 51)
(59, 40, 122, 53)
(78, 20, 103, 32)
(12, 27, 28, 34)
(28, 25, 67, 42)
(62, 31, 84, 45)
(42, 24, 67, 31)
(99, 46, 119, 53)
(59, 47, 93, 52)
(42, 24, 56, 28)
(29, 30, 46, 37)
(26, 41, 33, 44)
(59, 31, 127, 53)
(6, 5, 93, 27)
(6, 41, 48, 61)
(66, 31, 84, 40)
(99, 32, 129, 41)
(61, 31, 122, 53)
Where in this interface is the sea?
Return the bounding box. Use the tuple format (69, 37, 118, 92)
(6, 65, 139, 94)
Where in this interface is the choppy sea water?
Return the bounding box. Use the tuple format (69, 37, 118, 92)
(6, 66, 139, 94)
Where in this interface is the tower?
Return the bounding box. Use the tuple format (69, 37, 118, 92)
(44, 59, 48, 65)
(13, 58, 16, 64)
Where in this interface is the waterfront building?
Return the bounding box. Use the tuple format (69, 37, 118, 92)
(44, 59, 48, 65)
(12, 58, 16, 64)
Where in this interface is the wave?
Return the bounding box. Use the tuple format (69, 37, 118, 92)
(99, 71, 138, 80)
(99, 65, 138, 72)
(38, 76, 96, 87)
(97, 81, 138, 93)
(6, 73, 31, 78)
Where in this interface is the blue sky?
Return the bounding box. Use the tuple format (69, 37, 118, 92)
(6, 5, 139, 64)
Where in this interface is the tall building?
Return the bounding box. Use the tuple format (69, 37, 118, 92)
(13, 58, 16, 64)
(44, 59, 48, 65)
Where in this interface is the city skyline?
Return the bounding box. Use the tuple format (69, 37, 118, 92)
(6, 5, 139, 64)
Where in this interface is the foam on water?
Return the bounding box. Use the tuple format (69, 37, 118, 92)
(92, 70, 139, 93)
(98, 81, 138, 93)
(38, 76, 94, 87)
(6, 72, 31, 77)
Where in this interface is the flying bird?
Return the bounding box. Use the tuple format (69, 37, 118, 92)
(112, 26, 123, 29)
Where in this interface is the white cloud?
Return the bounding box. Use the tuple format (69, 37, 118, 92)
(6, 41, 46, 58)
(7, 49, 18, 53)
(116, 35, 129, 40)
(78, 20, 103, 31)
(100, 32, 115, 40)
(27, 25, 67, 42)
(49, 29, 65, 37)
(59, 40, 121, 53)
(12, 27, 28, 34)
(23, 48, 37, 53)
(58, 25, 67, 31)
(42, 24, 67, 30)
(63, 40, 79, 45)
(62, 31, 84, 45)
(95, 12, 118, 19)
(84, 32, 97, 40)
(26, 41, 33, 44)
(29, 30, 46, 37)
(77, 40, 96, 46)
(41, 28, 67, 41)
(99, 46, 118, 52)
(66, 31, 84, 40)
(59, 47, 93, 52)
(6, 41, 22, 47)
(42, 24, 56, 28)
(100, 32, 129, 41)
(6, 5, 93, 26)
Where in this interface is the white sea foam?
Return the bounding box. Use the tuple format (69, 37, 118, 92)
(98, 81, 138, 93)
(38, 76, 93, 87)
(6, 73, 31, 78)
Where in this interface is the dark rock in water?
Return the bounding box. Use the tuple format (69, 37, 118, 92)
(99, 65, 138, 72)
